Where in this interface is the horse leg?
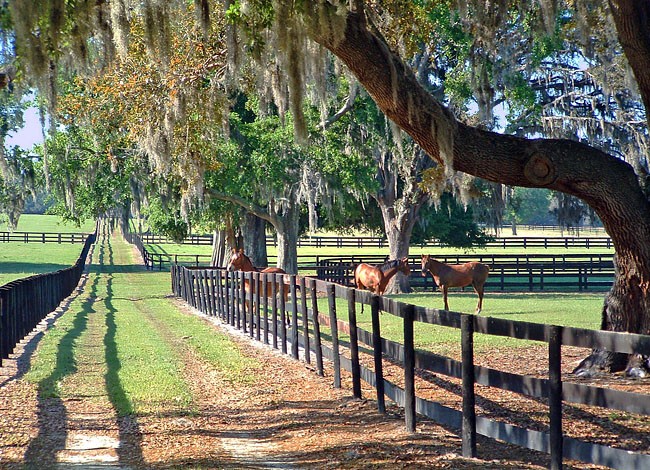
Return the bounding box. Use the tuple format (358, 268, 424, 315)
(474, 284, 484, 314)
(442, 285, 449, 311)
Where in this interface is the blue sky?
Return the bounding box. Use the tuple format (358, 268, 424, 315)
(6, 106, 44, 150)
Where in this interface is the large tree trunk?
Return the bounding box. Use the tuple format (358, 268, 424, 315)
(309, 5, 650, 376)
(372, 148, 431, 293)
(273, 203, 300, 274)
(242, 213, 268, 268)
(210, 229, 228, 267)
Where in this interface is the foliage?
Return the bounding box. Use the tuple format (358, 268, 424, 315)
(144, 197, 189, 243)
(35, 126, 132, 226)
(411, 193, 491, 248)
(509, 187, 554, 225)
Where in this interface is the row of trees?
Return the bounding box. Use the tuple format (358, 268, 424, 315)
(0, 1, 649, 377)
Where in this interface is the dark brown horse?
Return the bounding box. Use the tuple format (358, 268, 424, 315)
(421, 254, 490, 314)
(354, 257, 411, 296)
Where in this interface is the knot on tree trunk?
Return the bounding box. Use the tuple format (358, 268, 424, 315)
(524, 153, 557, 186)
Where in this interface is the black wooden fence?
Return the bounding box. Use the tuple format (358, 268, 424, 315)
(172, 265, 650, 470)
(141, 232, 614, 249)
(0, 232, 96, 367)
(318, 254, 615, 292)
(0, 231, 91, 243)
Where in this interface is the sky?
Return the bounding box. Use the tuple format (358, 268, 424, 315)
(6, 106, 44, 151)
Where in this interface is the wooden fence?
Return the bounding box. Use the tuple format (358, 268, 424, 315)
(318, 254, 615, 292)
(0, 232, 96, 367)
(0, 231, 91, 243)
(172, 265, 650, 470)
(139, 232, 614, 250)
(135, 246, 615, 293)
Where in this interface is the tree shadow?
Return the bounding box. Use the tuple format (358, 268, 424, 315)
(22, 271, 98, 467)
(101, 232, 146, 467)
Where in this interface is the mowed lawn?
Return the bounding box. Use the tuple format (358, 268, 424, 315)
(24, 231, 260, 417)
(316, 290, 603, 358)
(0, 215, 97, 285)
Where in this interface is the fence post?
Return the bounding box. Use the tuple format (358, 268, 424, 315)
(328, 284, 341, 388)
(290, 275, 299, 359)
(0, 294, 4, 366)
(238, 271, 245, 331)
(461, 314, 477, 458)
(310, 278, 324, 376)
(262, 273, 269, 345)
(300, 276, 310, 364)
(226, 271, 234, 325)
(403, 304, 416, 432)
(271, 278, 278, 349)
(279, 275, 287, 354)
(370, 295, 385, 413)
(549, 325, 563, 470)
(347, 289, 362, 399)
(254, 272, 261, 341)
(248, 272, 255, 338)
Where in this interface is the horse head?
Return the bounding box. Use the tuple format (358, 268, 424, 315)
(421, 254, 430, 277)
(226, 248, 248, 271)
(399, 257, 411, 276)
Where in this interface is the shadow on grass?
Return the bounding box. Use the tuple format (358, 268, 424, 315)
(22, 267, 98, 467)
(102, 238, 145, 467)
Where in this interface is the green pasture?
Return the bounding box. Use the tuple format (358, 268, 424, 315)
(145, 240, 614, 264)
(0, 215, 97, 285)
(6, 214, 96, 233)
(317, 291, 603, 356)
(0, 243, 90, 285)
(25, 234, 261, 414)
(146, 227, 610, 355)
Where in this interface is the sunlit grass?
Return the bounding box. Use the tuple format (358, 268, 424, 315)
(0, 243, 90, 285)
(9, 214, 96, 233)
(317, 291, 602, 356)
(25, 233, 262, 418)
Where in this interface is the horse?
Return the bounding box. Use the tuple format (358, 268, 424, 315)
(226, 248, 289, 297)
(354, 257, 411, 297)
(420, 254, 490, 314)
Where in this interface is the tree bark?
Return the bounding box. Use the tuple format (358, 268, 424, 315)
(207, 190, 300, 273)
(308, 5, 650, 376)
(242, 212, 268, 268)
(210, 229, 227, 267)
(372, 149, 430, 293)
(273, 203, 300, 274)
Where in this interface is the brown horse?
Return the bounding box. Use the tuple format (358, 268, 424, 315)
(421, 254, 490, 314)
(226, 248, 289, 300)
(354, 257, 411, 296)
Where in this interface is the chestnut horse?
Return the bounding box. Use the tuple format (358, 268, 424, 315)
(421, 254, 490, 314)
(354, 257, 411, 296)
(226, 248, 290, 300)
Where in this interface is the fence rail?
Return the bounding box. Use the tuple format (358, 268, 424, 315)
(139, 232, 614, 250)
(0, 231, 91, 244)
(318, 254, 615, 292)
(172, 265, 650, 469)
(0, 232, 96, 367)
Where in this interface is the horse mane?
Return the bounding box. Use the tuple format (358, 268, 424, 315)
(379, 259, 401, 272)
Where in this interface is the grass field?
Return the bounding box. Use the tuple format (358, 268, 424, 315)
(24, 233, 260, 414)
(4, 218, 607, 357)
(6, 214, 96, 233)
(0, 215, 97, 285)
(322, 290, 603, 356)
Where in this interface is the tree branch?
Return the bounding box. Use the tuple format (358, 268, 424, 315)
(307, 6, 650, 246)
(322, 81, 358, 129)
(205, 189, 279, 227)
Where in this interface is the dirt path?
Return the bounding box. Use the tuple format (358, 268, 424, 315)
(0, 231, 614, 469)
